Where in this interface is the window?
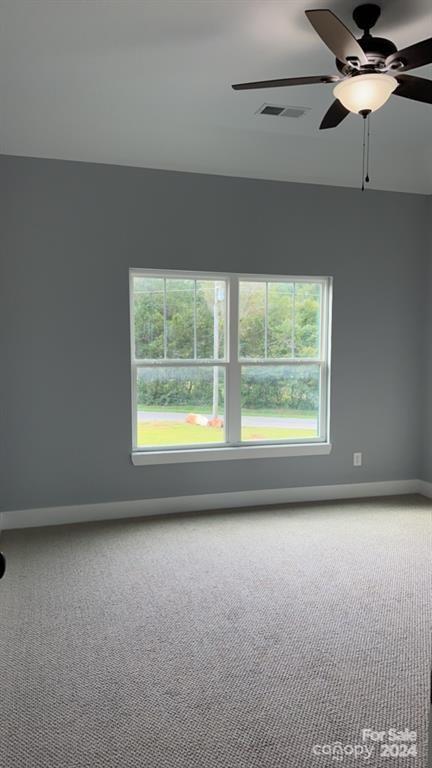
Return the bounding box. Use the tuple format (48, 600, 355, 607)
(130, 269, 332, 464)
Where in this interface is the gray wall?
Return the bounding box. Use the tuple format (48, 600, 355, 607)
(422, 197, 432, 482)
(0, 155, 429, 513)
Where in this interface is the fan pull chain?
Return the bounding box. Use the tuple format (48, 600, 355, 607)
(365, 113, 371, 184)
(360, 109, 372, 191)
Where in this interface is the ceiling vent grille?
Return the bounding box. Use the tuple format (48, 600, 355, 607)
(256, 104, 311, 118)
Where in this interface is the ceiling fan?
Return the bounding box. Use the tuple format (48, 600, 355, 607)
(232, 4, 432, 129)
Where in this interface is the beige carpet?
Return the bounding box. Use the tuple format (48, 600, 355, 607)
(0, 495, 431, 767)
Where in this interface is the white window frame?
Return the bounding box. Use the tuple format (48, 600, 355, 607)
(130, 268, 332, 465)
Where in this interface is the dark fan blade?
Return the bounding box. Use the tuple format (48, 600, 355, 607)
(320, 99, 350, 129)
(394, 74, 432, 104)
(305, 9, 368, 65)
(232, 75, 339, 91)
(386, 37, 432, 72)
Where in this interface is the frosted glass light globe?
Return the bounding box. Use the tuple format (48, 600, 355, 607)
(333, 74, 398, 114)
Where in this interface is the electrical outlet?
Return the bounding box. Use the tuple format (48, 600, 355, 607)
(353, 452, 362, 467)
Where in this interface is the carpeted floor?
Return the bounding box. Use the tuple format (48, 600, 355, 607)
(0, 495, 431, 767)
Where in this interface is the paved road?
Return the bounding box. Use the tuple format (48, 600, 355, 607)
(138, 410, 317, 429)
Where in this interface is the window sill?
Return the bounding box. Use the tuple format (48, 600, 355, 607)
(131, 442, 332, 465)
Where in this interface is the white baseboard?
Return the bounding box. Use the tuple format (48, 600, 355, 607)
(417, 480, 432, 499)
(0, 479, 425, 532)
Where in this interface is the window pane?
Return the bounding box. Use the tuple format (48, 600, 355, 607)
(166, 279, 195, 359)
(268, 282, 294, 359)
(294, 283, 321, 358)
(241, 365, 320, 441)
(196, 280, 226, 360)
(136, 366, 225, 447)
(239, 282, 265, 358)
(133, 277, 164, 359)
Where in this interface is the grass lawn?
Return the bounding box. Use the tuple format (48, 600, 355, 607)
(137, 420, 316, 447)
(137, 404, 316, 420)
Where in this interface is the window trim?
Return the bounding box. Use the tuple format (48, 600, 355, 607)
(130, 268, 332, 463)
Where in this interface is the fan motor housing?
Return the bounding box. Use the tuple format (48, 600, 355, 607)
(361, 36, 398, 59)
(336, 35, 398, 74)
(337, 4, 399, 75)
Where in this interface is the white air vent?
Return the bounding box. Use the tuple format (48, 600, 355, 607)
(256, 104, 311, 118)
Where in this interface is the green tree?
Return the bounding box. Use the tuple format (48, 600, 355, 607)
(134, 277, 321, 412)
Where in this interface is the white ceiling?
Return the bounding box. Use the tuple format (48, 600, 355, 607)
(1, 0, 431, 193)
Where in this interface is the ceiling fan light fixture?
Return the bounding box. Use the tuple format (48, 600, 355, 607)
(333, 73, 398, 114)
